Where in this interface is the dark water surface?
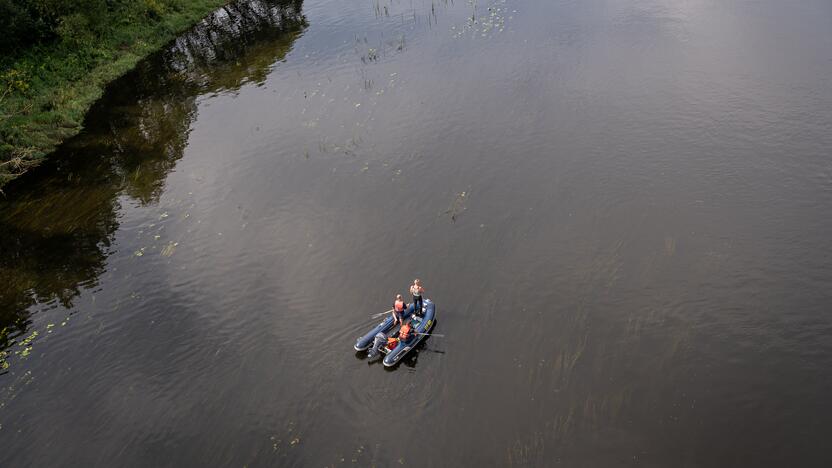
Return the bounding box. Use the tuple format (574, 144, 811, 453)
(2, 0, 832, 465)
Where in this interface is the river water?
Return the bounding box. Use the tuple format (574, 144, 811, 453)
(2, 0, 832, 466)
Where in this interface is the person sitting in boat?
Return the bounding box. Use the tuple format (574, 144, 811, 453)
(409, 279, 425, 316)
(373, 321, 414, 356)
(398, 321, 414, 342)
(393, 294, 407, 325)
(371, 322, 413, 356)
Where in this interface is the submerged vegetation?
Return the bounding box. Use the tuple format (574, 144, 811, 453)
(0, 0, 238, 187)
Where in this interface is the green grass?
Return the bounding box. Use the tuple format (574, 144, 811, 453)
(0, 0, 232, 188)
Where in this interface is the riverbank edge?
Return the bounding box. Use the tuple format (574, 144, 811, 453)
(0, 1, 233, 189)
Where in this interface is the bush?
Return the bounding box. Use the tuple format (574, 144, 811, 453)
(144, 0, 167, 19)
(57, 13, 96, 47)
(0, 0, 124, 58)
(0, 0, 55, 56)
(2, 69, 31, 96)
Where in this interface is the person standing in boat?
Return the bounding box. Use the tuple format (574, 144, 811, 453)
(410, 279, 425, 316)
(393, 294, 407, 325)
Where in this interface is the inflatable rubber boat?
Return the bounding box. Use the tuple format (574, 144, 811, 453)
(354, 299, 436, 367)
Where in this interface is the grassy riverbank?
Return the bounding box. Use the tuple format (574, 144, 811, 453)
(0, 0, 232, 188)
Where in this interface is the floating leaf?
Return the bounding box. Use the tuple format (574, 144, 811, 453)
(161, 242, 177, 257)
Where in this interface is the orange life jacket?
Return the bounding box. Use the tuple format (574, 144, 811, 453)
(394, 299, 405, 312)
(387, 337, 398, 349)
(399, 323, 412, 340)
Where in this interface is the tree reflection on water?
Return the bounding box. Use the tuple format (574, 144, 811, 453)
(0, 0, 306, 371)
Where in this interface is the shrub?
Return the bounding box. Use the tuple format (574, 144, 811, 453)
(144, 0, 167, 19)
(56, 13, 96, 47)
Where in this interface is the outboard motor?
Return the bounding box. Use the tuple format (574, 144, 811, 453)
(367, 332, 387, 358)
